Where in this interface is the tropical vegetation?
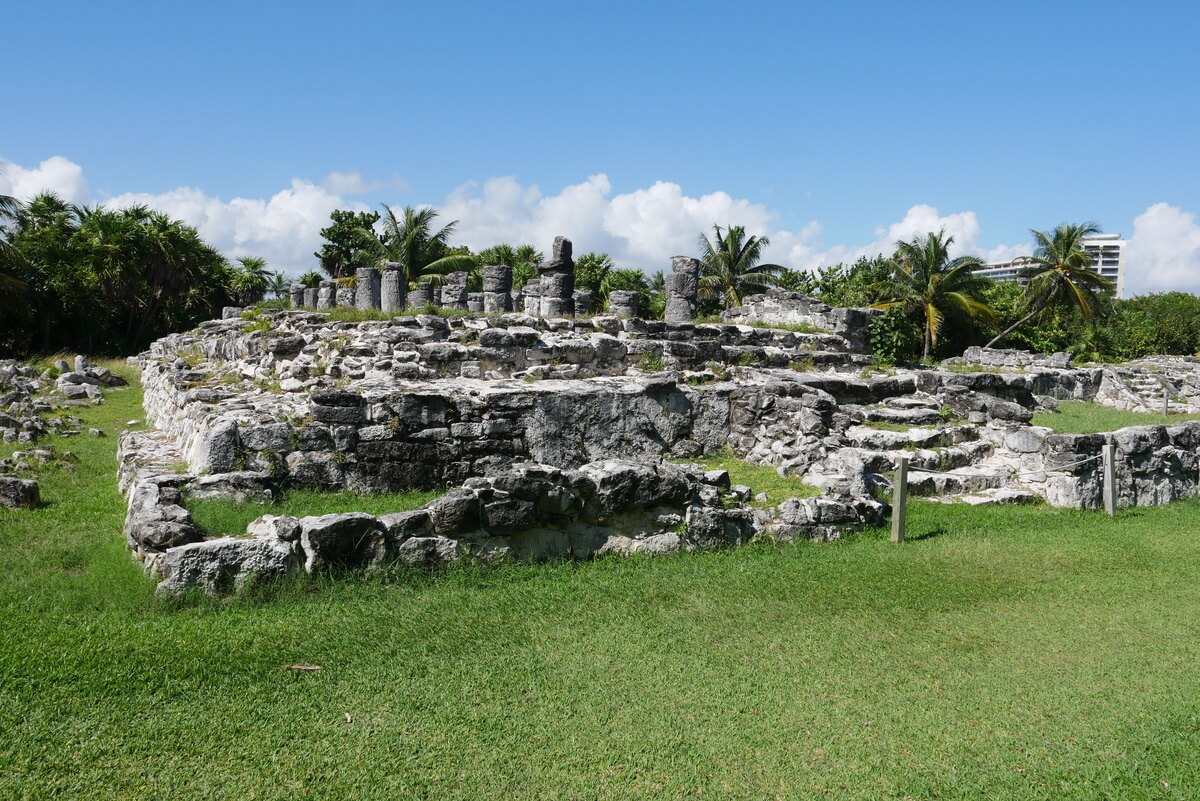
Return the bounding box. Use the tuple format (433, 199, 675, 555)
(697, 224, 784, 311)
(984, 222, 1116, 347)
(872, 230, 993, 360)
(315, 209, 381, 278)
(0, 190, 257, 355)
(352, 205, 477, 287)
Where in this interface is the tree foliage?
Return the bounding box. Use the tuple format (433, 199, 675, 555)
(574, 252, 615, 295)
(476, 243, 543, 290)
(697, 225, 784, 311)
(0, 191, 240, 355)
(315, 209, 381, 278)
(985, 222, 1116, 347)
(874, 230, 993, 360)
(354, 205, 477, 288)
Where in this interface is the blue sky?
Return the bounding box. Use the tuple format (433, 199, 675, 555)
(4, 0, 1199, 292)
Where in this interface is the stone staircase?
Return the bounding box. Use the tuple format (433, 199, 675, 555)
(1121, 371, 1189, 414)
(807, 404, 1044, 506)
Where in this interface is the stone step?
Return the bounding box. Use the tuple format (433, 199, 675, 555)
(884, 396, 942, 410)
(904, 440, 994, 471)
(906, 467, 1007, 496)
(926, 487, 1038, 506)
(860, 406, 944, 426)
(845, 423, 979, 451)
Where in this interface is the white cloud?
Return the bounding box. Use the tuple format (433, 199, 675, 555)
(321, 171, 381, 195)
(104, 180, 368, 274)
(444, 174, 792, 269)
(443, 179, 1027, 274)
(604, 181, 777, 264)
(24, 155, 1199, 296)
(775, 204, 1025, 270)
(0, 155, 88, 204)
(1126, 202, 1200, 294)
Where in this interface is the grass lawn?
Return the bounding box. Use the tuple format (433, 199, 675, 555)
(188, 489, 443, 537)
(692, 447, 819, 505)
(1033, 399, 1200, 433)
(4, 368, 1200, 798)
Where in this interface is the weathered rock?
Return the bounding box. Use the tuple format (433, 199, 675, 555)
(356, 267, 381, 310)
(157, 535, 299, 597)
(0, 476, 39, 509)
(381, 265, 406, 312)
(442, 272, 469, 310)
(608, 290, 639, 318)
(664, 256, 700, 322)
(299, 513, 388, 572)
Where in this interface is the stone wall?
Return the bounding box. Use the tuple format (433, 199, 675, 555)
(948, 347, 1072, 370)
(118, 430, 885, 597)
(723, 290, 881, 353)
(980, 421, 1200, 509)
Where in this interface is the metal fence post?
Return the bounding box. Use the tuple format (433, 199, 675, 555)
(891, 455, 909, 543)
(1103, 444, 1117, 517)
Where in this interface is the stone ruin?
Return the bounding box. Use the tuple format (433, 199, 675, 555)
(115, 235, 1200, 596)
(1, 355, 127, 509)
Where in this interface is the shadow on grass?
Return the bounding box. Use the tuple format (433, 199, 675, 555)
(906, 526, 950, 542)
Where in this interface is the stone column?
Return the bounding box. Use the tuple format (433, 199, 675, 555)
(537, 236, 575, 317)
(467, 293, 483, 313)
(409, 281, 432, 308)
(303, 287, 318, 308)
(523, 279, 542, 315)
(355, 266, 381, 310)
(289, 283, 305, 309)
(381, 264, 406, 313)
(608, 290, 639, 319)
(573, 289, 595, 316)
(664, 256, 700, 322)
(442, 271, 469, 310)
(317, 280, 336, 309)
(482, 264, 512, 313)
(336, 285, 356, 308)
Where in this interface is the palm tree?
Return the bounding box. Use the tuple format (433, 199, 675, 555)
(353, 205, 476, 287)
(231, 256, 270, 304)
(984, 222, 1115, 348)
(298, 270, 323, 289)
(0, 162, 26, 309)
(876, 229, 994, 361)
(0, 161, 20, 230)
(697, 224, 784, 309)
(269, 271, 289, 300)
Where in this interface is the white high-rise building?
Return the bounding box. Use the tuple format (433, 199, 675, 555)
(973, 233, 1127, 298)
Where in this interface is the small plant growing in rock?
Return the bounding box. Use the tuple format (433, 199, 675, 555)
(790, 357, 815, 372)
(177, 346, 204, 367)
(636, 353, 665, 372)
(706, 362, 731, 381)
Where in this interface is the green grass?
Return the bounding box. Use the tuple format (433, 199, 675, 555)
(188, 488, 443, 536)
(1033, 400, 1200, 433)
(694, 447, 819, 505)
(862, 419, 927, 432)
(6, 370, 1200, 798)
(318, 304, 477, 323)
